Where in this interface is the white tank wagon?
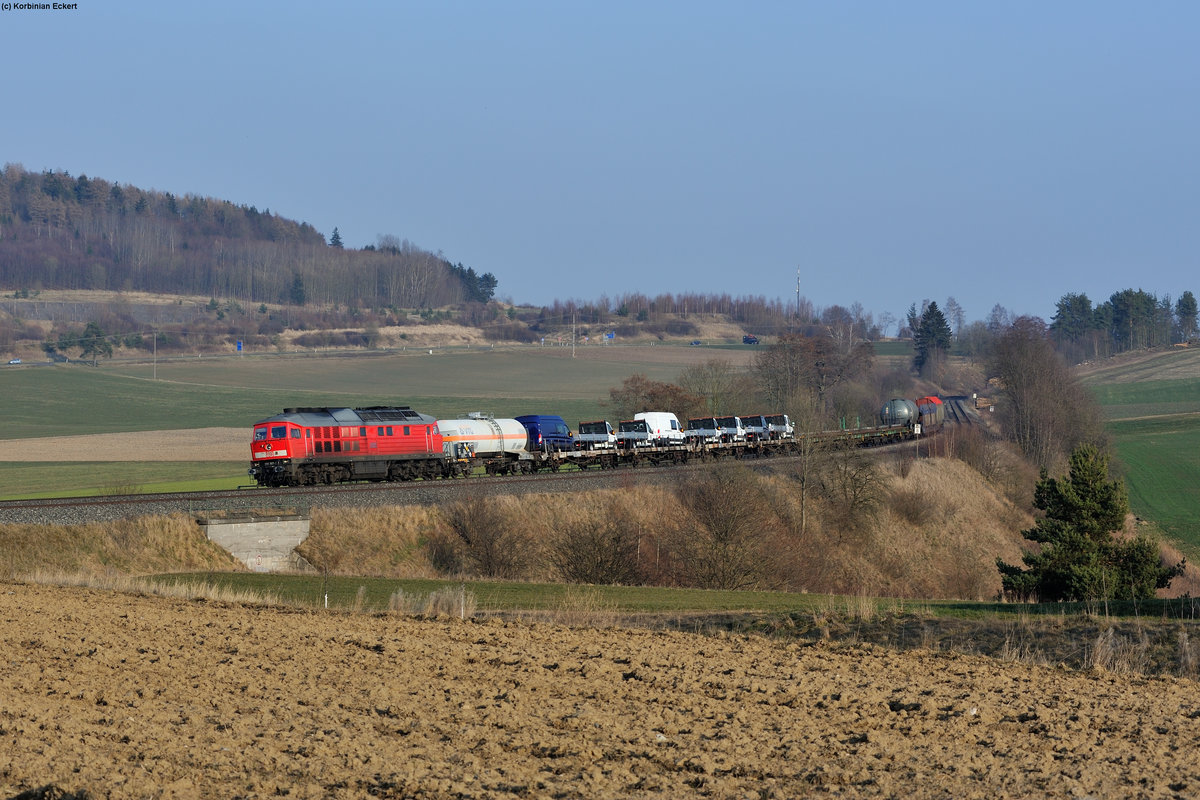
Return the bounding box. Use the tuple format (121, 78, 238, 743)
(436, 413, 531, 475)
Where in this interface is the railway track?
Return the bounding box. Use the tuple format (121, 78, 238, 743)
(943, 395, 976, 425)
(1, 411, 971, 525)
(0, 458, 777, 525)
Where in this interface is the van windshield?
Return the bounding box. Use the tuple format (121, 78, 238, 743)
(618, 421, 648, 433)
(579, 422, 610, 434)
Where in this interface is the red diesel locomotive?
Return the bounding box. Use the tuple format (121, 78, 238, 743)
(248, 406, 444, 487)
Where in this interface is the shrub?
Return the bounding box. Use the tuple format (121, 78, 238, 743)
(548, 502, 642, 586)
(442, 494, 528, 579)
(669, 464, 775, 590)
(889, 484, 932, 527)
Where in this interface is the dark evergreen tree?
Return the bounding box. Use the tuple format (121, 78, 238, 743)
(1050, 293, 1095, 344)
(996, 445, 1183, 602)
(329, 227, 343, 248)
(77, 321, 113, 366)
(449, 262, 498, 303)
(288, 272, 306, 305)
(912, 301, 952, 377)
(1176, 291, 1197, 341)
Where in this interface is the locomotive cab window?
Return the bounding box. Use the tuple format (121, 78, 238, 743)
(271, 425, 287, 439)
(291, 429, 302, 439)
(254, 428, 268, 441)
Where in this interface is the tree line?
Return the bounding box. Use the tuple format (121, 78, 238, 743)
(0, 164, 493, 310)
(1050, 289, 1196, 363)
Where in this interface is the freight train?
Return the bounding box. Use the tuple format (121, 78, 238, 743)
(247, 397, 945, 488)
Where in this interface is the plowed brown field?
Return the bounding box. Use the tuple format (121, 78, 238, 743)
(0, 429, 244, 462)
(2, 582, 1198, 799)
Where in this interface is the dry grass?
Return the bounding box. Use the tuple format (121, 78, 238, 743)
(541, 586, 622, 628)
(300, 506, 445, 578)
(15, 568, 281, 606)
(0, 514, 242, 579)
(6, 453, 1192, 609)
(388, 585, 479, 618)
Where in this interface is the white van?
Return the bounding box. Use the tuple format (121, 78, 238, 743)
(634, 411, 685, 446)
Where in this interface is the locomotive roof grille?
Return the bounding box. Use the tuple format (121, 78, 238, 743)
(357, 406, 423, 422)
(269, 405, 433, 426)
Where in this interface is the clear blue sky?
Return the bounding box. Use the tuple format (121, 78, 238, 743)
(4, 1, 1197, 330)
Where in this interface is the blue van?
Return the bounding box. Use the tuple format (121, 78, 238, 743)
(516, 414, 574, 452)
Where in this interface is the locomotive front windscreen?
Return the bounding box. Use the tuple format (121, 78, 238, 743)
(255, 425, 288, 440)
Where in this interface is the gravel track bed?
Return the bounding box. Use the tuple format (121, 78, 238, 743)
(0, 465, 697, 525)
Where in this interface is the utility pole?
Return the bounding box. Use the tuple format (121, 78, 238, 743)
(796, 266, 801, 319)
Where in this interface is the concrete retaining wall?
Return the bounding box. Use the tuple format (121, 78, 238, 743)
(197, 513, 311, 573)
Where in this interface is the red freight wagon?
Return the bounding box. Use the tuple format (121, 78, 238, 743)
(915, 396, 945, 433)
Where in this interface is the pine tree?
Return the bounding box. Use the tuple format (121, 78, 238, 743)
(1176, 291, 1197, 341)
(997, 445, 1183, 602)
(77, 321, 113, 366)
(912, 301, 952, 377)
(329, 227, 343, 248)
(288, 272, 306, 306)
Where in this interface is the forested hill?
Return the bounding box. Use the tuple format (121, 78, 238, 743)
(0, 164, 496, 309)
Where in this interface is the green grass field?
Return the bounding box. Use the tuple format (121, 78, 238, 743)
(1089, 377, 1200, 421)
(1107, 416, 1200, 548)
(153, 571, 1199, 623)
(0, 347, 732, 497)
(0, 462, 246, 499)
(1084, 355, 1200, 555)
(1, 348, 705, 439)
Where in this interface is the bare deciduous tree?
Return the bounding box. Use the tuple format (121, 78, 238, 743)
(669, 465, 774, 590)
(608, 374, 700, 420)
(817, 447, 886, 541)
(443, 495, 527, 579)
(677, 358, 754, 416)
(753, 332, 873, 419)
(548, 502, 642, 585)
(989, 316, 1104, 471)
